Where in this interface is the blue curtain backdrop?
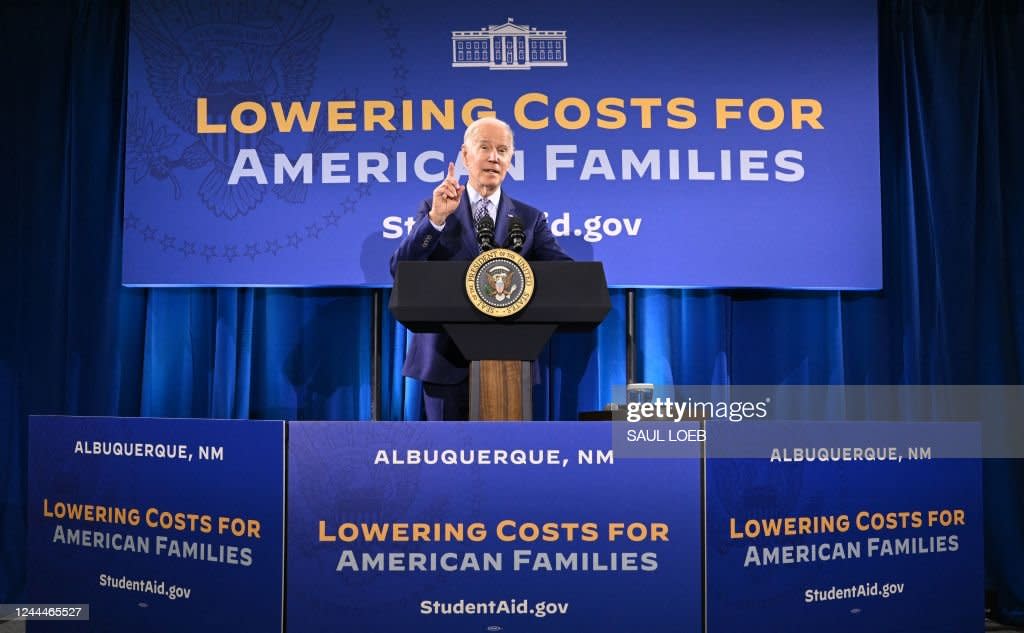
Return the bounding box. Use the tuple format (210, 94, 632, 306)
(1, 0, 1022, 621)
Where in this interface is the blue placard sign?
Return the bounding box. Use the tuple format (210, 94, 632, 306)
(286, 421, 702, 632)
(27, 416, 285, 633)
(705, 421, 983, 633)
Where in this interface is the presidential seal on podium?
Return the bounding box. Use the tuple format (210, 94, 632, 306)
(465, 248, 535, 317)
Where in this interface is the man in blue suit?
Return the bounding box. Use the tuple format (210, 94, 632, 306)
(390, 117, 571, 420)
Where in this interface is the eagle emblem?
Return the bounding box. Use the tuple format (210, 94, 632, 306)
(465, 249, 534, 317)
(483, 265, 519, 302)
(127, 1, 333, 219)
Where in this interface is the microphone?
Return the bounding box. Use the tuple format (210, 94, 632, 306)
(507, 216, 525, 253)
(476, 213, 495, 252)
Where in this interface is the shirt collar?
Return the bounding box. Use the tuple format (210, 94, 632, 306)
(466, 185, 501, 214)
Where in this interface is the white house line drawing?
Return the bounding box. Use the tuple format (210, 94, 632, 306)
(451, 17, 567, 70)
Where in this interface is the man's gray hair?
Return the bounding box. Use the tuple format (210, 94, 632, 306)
(463, 117, 515, 150)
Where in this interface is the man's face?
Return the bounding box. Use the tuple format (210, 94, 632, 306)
(461, 120, 513, 196)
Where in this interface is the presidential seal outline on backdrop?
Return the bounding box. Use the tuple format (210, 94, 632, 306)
(125, 1, 406, 265)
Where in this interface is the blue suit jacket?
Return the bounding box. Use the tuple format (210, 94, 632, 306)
(390, 192, 571, 384)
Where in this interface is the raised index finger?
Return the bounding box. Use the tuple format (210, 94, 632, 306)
(447, 161, 458, 182)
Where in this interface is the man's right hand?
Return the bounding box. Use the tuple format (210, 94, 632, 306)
(429, 162, 464, 225)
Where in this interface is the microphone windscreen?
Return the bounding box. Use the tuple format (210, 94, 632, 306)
(476, 214, 495, 251)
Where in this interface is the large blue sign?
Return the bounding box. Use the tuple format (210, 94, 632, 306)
(705, 422, 983, 633)
(27, 416, 285, 633)
(123, 0, 880, 288)
(287, 421, 702, 632)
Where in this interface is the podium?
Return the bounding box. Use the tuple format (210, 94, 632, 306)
(390, 261, 610, 420)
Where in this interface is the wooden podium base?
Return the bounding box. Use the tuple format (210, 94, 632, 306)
(469, 360, 532, 421)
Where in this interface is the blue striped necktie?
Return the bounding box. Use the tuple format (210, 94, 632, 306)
(474, 198, 491, 223)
